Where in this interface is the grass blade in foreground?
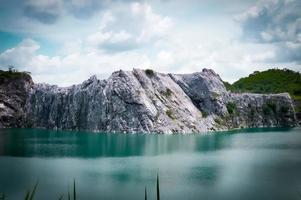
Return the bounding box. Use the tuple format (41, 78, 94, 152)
(73, 179, 76, 200)
(24, 191, 30, 200)
(156, 172, 160, 200)
(29, 181, 38, 200)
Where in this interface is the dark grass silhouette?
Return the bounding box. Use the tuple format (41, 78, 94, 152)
(157, 172, 160, 200)
(1, 172, 161, 200)
(24, 181, 38, 200)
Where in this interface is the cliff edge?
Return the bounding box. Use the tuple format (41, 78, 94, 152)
(0, 68, 298, 133)
(0, 70, 33, 127)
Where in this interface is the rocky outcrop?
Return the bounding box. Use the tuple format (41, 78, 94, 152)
(229, 93, 297, 128)
(0, 68, 298, 133)
(0, 71, 33, 127)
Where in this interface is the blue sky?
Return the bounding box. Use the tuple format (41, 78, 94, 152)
(0, 0, 300, 86)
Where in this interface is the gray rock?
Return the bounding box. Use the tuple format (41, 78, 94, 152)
(0, 72, 33, 127)
(229, 93, 297, 128)
(0, 68, 298, 133)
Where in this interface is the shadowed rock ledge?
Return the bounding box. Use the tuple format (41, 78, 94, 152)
(0, 68, 298, 133)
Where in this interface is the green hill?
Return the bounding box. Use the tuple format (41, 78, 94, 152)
(224, 68, 301, 112)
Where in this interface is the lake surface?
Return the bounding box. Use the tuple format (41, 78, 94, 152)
(0, 128, 301, 200)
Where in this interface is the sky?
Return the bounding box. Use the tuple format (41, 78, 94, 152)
(0, 0, 300, 86)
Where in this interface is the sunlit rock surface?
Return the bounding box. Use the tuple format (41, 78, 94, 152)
(0, 69, 298, 133)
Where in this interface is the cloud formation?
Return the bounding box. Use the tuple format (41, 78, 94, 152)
(24, 0, 63, 24)
(85, 3, 173, 53)
(0, 37, 154, 86)
(238, 0, 301, 62)
(0, 0, 300, 86)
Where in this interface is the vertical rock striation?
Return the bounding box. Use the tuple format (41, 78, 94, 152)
(229, 93, 297, 128)
(0, 71, 33, 127)
(0, 68, 298, 133)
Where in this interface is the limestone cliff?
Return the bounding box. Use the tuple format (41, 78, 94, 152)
(0, 68, 298, 133)
(0, 71, 33, 127)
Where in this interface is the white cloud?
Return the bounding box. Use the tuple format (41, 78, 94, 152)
(83, 2, 173, 52)
(87, 30, 132, 45)
(59, 39, 83, 55)
(156, 51, 174, 67)
(237, 0, 301, 62)
(0, 39, 39, 67)
(86, 31, 111, 46)
(0, 38, 152, 86)
(132, 2, 174, 43)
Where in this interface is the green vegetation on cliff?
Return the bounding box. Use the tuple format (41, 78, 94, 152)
(224, 68, 301, 112)
(0, 67, 31, 81)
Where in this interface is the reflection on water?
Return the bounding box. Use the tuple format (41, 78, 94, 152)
(0, 127, 296, 157)
(0, 128, 224, 157)
(0, 128, 300, 200)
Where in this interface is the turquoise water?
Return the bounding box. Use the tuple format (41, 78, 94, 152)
(0, 128, 301, 200)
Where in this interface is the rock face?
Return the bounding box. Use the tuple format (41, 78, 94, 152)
(0, 68, 298, 133)
(0, 72, 33, 127)
(229, 93, 297, 128)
